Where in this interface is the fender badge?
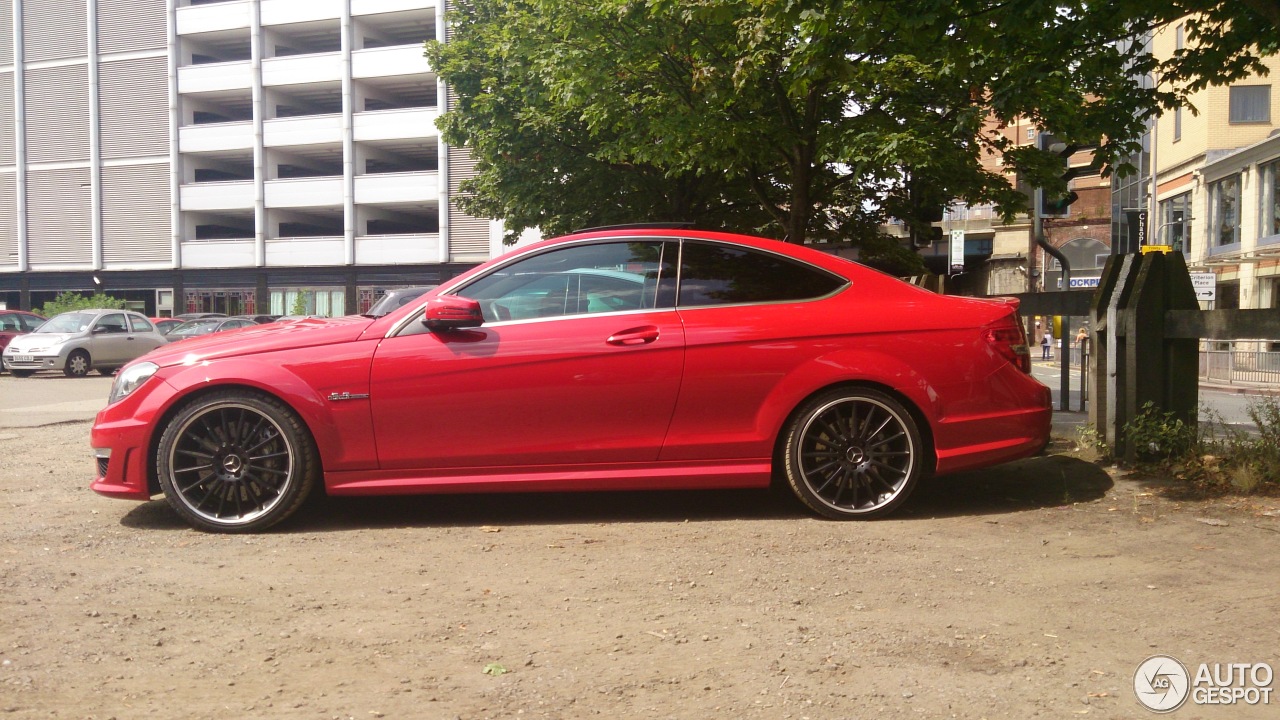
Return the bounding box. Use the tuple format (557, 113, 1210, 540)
(327, 392, 370, 401)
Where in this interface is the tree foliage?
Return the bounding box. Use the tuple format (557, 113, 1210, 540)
(428, 0, 1276, 260)
(34, 292, 129, 318)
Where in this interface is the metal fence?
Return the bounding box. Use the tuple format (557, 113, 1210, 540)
(1199, 342, 1280, 385)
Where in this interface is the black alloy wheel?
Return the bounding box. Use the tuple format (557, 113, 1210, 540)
(156, 390, 319, 532)
(782, 388, 925, 519)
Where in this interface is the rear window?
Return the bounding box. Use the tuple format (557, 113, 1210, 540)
(677, 241, 846, 307)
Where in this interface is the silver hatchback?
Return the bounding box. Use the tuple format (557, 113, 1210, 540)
(2, 309, 168, 377)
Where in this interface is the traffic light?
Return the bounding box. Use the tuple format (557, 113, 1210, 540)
(1037, 133, 1092, 218)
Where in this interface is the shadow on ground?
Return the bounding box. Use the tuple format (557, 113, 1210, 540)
(118, 453, 1112, 533)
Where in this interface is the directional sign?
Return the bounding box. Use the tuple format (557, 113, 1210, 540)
(1068, 277, 1101, 289)
(949, 229, 965, 275)
(1190, 272, 1216, 301)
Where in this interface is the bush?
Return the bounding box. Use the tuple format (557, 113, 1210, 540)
(1164, 398, 1279, 497)
(1088, 399, 1280, 497)
(34, 292, 129, 318)
(1123, 401, 1198, 462)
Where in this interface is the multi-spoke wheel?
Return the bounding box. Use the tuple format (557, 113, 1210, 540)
(782, 388, 925, 519)
(64, 350, 91, 377)
(156, 391, 318, 532)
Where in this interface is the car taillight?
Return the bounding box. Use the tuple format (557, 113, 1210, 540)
(984, 319, 1031, 373)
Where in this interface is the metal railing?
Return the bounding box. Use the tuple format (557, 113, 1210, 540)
(1199, 341, 1280, 385)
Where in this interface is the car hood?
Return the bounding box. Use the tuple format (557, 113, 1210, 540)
(5, 332, 78, 350)
(138, 315, 376, 368)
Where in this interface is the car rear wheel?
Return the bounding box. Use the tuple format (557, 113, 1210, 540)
(10, 369, 34, 378)
(64, 350, 91, 377)
(782, 388, 924, 519)
(156, 390, 318, 533)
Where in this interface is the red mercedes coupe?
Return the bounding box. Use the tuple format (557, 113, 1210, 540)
(90, 228, 1051, 532)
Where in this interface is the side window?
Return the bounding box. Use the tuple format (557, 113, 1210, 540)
(677, 242, 847, 307)
(21, 315, 44, 332)
(457, 240, 676, 322)
(96, 314, 129, 334)
(129, 315, 155, 333)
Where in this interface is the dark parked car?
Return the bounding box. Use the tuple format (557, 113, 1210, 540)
(366, 286, 435, 317)
(91, 228, 1050, 532)
(164, 317, 261, 342)
(174, 312, 228, 320)
(232, 314, 281, 324)
(150, 318, 183, 335)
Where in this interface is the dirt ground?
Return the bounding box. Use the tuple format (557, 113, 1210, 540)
(1, 419, 1278, 719)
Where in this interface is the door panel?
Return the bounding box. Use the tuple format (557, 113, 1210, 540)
(369, 312, 685, 470)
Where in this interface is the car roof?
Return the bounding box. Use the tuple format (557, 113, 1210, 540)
(434, 228, 904, 297)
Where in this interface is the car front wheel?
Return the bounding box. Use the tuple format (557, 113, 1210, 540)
(781, 388, 925, 519)
(64, 350, 91, 377)
(156, 390, 319, 533)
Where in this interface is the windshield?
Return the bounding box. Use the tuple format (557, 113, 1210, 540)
(37, 312, 96, 334)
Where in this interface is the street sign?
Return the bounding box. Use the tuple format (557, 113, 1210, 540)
(948, 229, 965, 275)
(1068, 277, 1101, 289)
(1190, 272, 1216, 301)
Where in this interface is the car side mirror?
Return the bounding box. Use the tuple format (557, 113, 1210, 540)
(421, 296, 484, 332)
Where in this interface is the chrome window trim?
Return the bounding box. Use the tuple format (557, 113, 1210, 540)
(387, 235, 850, 338)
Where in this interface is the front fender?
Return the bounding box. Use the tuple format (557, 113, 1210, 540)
(156, 346, 378, 473)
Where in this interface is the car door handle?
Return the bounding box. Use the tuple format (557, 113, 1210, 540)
(606, 326, 660, 346)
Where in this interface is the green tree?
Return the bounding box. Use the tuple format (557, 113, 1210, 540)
(428, 0, 1275, 256)
(34, 292, 128, 318)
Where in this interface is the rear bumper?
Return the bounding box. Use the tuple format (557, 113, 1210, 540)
(932, 379, 1053, 476)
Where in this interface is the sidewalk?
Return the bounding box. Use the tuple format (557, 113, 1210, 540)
(0, 375, 113, 429)
(1033, 359, 1280, 396)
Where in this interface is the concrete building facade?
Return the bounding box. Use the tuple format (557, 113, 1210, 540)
(1, 0, 493, 316)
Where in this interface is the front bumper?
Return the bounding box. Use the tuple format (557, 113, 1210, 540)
(89, 376, 178, 501)
(3, 352, 65, 371)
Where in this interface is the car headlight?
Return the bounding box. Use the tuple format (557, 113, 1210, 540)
(109, 362, 159, 405)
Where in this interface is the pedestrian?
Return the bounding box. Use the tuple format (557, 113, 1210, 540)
(1074, 326, 1088, 347)
(1041, 331, 1052, 360)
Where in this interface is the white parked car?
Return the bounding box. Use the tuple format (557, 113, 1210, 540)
(2, 309, 168, 377)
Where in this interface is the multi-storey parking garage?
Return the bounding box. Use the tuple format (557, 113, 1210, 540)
(1, 0, 491, 316)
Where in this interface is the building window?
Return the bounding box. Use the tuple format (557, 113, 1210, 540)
(1209, 175, 1241, 248)
(1173, 106, 1181, 141)
(1159, 192, 1192, 252)
(271, 289, 346, 317)
(1262, 159, 1280, 241)
(1229, 85, 1271, 124)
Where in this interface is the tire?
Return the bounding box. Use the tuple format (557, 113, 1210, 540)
(64, 350, 91, 377)
(156, 390, 319, 533)
(781, 388, 925, 520)
(10, 370, 34, 378)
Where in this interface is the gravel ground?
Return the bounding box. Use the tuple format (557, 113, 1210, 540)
(1, 413, 1278, 718)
